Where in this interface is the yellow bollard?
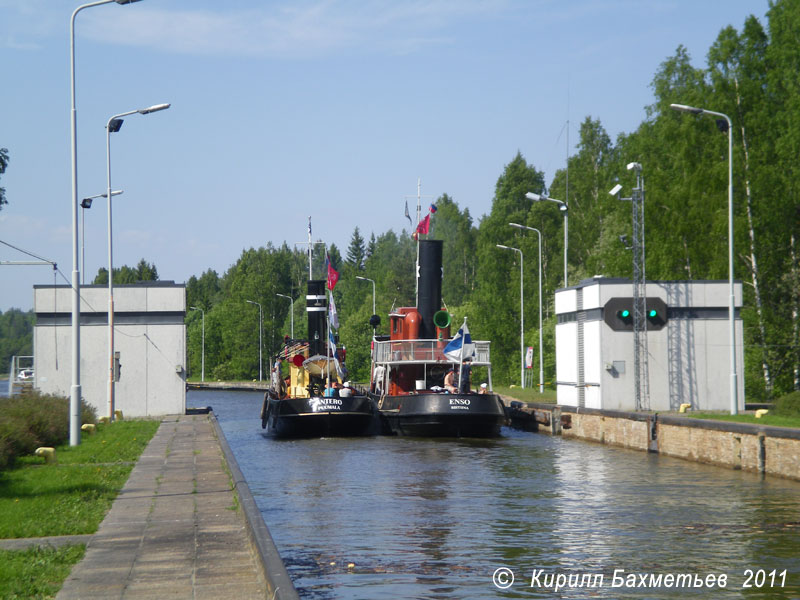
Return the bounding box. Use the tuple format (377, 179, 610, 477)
(98, 416, 109, 424)
(81, 423, 96, 435)
(35, 447, 56, 464)
(755, 409, 769, 418)
(679, 403, 691, 413)
(114, 410, 124, 421)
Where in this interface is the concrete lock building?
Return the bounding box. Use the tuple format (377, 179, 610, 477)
(555, 277, 744, 412)
(32, 282, 186, 418)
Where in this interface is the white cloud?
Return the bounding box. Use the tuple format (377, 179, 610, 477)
(0, 0, 60, 50)
(80, 1, 503, 58)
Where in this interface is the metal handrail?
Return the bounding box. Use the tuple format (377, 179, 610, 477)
(371, 339, 491, 366)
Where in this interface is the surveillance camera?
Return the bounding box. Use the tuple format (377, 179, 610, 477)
(626, 162, 642, 172)
(609, 184, 623, 196)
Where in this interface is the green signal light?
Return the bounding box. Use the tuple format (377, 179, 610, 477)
(648, 309, 658, 318)
(619, 309, 630, 318)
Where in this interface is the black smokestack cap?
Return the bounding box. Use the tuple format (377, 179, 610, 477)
(417, 239, 443, 339)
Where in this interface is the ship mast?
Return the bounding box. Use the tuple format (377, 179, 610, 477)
(407, 178, 433, 306)
(415, 178, 421, 305)
(307, 216, 313, 279)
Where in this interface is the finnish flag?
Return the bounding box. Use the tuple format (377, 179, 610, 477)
(444, 318, 475, 362)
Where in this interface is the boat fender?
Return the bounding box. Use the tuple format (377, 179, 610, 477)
(260, 393, 271, 429)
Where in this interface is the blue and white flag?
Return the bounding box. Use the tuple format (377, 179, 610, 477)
(444, 318, 475, 362)
(328, 291, 339, 330)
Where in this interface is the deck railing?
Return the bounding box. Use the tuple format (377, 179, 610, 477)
(372, 339, 491, 366)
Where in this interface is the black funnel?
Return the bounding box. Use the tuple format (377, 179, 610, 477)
(417, 239, 443, 339)
(306, 280, 327, 356)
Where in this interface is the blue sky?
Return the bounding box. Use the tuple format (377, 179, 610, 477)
(1, 0, 769, 311)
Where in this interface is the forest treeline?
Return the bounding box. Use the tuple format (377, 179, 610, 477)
(184, 3, 800, 400)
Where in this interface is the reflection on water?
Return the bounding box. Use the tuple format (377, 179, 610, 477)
(191, 390, 800, 599)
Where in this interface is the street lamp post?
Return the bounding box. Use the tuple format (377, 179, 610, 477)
(189, 306, 205, 382)
(526, 192, 569, 288)
(670, 103, 738, 415)
(69, 0, 144, 446)
(276, 293, 294, 339)
(105, 103, 170, 421)
(246, 300, 263, 381)
(497, 244, 524, 388)
(510, 223, 544, 393)
(356, 276, 376, 315)
(81, 191, 122, 285)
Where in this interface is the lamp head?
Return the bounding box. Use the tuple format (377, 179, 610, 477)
(138, 103, 171, 115)
(626, 162, 642, 172)
(609, 183, 623, 196)
(80, 198, 93, 209)
(670, 103, 703, 115)
(115, 0, 143, 3)
(108, 118, 123, 133)
(525, 192, 543, 202)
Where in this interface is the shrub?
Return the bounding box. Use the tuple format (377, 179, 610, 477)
(773, 390, 800, 417)
(0, 391, 96, 470)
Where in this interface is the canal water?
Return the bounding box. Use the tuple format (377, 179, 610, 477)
(189, 390, 800, 599)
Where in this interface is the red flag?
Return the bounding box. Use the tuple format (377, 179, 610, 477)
(412, 213, 430, 240)
(326, 253, 339, 290)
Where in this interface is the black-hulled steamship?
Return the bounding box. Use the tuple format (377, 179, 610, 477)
(261, 280, 375, 438)
(368, 239, 507, 437)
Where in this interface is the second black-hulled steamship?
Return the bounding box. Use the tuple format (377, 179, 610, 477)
(368, 239, 507, 437)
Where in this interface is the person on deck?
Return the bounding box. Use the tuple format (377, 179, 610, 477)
(458, 358, 472, 393)
(444, 368, 457, 393)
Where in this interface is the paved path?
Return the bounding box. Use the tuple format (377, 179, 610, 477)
(56, 414, 268, 599)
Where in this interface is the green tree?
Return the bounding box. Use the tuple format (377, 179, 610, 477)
(92, 259, 159, 285)
(0, 309, 34, 372)
(430, 193, 477, 304)
(346, 227, 366, 271)
(474, 152, 546, 383)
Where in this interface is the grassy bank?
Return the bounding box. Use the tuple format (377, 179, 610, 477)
(687, 412, 800, 429)
(495, 385, 558, 404)
(0, 419, 159, 598)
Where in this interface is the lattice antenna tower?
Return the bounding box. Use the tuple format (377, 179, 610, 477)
(629, 163, 650, 411)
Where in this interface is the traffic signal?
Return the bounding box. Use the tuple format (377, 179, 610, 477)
(645, 302, 667, 328)
(604, 297, 668, 331)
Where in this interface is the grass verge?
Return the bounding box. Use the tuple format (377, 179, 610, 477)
(0, 419, 159, 598)
(0, 545, 86, 599)
(495, 385, 558, 404)
(1, 420, 160, 538)
(686, 412, 800, 429)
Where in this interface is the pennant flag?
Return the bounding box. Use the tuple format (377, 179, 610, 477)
(328, 290, 339, 330)
(444, 318, 476, 362)
(308, 216, 312, 237)
(412, 213, 430, 240)
(325, 253, 339, 290)
(405, 200, 412, 227)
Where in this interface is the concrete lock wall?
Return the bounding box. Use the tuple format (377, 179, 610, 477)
(33, 282, 186, 418)
(555, 277, 745, 413)
(521, 404, 800, 481)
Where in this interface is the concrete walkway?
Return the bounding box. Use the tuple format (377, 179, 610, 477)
(56, 414, 268, 599)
